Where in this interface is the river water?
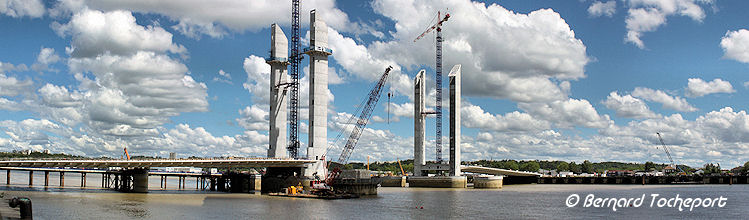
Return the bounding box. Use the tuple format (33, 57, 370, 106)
(0, 171, 745, 219)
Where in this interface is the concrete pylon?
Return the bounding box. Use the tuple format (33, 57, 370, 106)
(448, 64, 461, 176)
(266, 24, 289, 158)
(414, 70, 426, 176)
(304, 9, 332, 178)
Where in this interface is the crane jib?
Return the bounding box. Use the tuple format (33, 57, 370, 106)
(337, 66, 393, 164)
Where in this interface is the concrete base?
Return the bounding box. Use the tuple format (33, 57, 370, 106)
(331, 181, 379, 195)
(377, 176, 406, 187)
(227, 173, 261, 193)
(407, 176, 466, 188)
(473, 176, 502, 189)
(262, 167, 302, 193)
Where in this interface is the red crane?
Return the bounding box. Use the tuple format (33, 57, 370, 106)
(325, 66, 393, 185)
(414, 10, 450, 163)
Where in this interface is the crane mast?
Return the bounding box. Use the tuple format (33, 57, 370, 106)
(288, 0, 301, 158)
(324, 66, 392, 186)
(414, 11, 450, 163)
(656, 132, 683, 172)
(337, 66, 393, 164)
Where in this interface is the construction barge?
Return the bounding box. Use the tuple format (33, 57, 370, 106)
(268, 169, 380, 199)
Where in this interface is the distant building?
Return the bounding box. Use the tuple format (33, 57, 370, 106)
(43, 149, 50, 154)
(663, 165, 677, 174)
(606, 170, 634, 176)
(21, 150, 31, 155)
(169, 152, 176, 159)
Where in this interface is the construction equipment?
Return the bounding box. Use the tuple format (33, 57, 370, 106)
(288, 0, 302, 158)
(325, 66, 393, 185)
(123, 147, 131, 160)
(397, 158, 406, 176)
(414, 10, 450, 163)
(656, 132, 685, 173)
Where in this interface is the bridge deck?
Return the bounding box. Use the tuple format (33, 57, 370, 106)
(461, 166, 541, 177)
(0, 158, 316, 168)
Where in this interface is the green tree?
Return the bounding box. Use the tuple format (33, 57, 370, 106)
(644, 161, 656, 171)
(504, 160, 519, 170)
(520, 161, 540, 172)
(556, 161, 569, 171)
(569, 162, 581, 174)
(581, 160, 593, 173)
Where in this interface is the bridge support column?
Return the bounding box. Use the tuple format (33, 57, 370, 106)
(448, 65, 461, 177)
(28, 171, 33, 186)
(59, 172, 64, 187)
(6, 170, 9, 185)
(413, 70, 426, 177)
(44, 171, 49, 187)
(131, 169, 148, 193)
(81, 173, 86, 187)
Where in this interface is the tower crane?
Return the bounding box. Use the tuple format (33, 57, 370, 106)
(656, 132, 684, 173)
(414, 10, 450, 163)
(288, 0, 302, 158)
(325, 66, 393, 185)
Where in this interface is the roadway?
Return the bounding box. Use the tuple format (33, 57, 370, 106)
(461, 166, 542, 177)
(0, 158, 317, 168)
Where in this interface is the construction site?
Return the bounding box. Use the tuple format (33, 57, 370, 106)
(258, 1, 531, 198)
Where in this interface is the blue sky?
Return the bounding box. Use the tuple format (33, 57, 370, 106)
(2, 0, 749, 168)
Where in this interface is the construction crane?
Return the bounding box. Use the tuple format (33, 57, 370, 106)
(656, 132, 684, 173)
(414, 10, 450, 163)
(123, 147, 131, 160)
(288, 0, 302, 158)
(326, 66, 393, 184)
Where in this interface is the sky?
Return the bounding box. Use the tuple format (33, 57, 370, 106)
(1, 0, 749, 168)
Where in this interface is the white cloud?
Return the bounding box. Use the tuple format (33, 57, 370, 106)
(58, 9, 208, 136)
(625, 0, 711, 49)
(685, 78, 734, 97)
(54, 0, 361, 39)
(519, 98, 612, 129)
(54, 9, 186, 58)
(0, 61, 28, 73)
(370, 0, 588, 102)
(31, 47, 61, 72)
(632, 87, 697, 112)
(0, 0, 44, 18)
(213, 69, 233, 84)
(38, 84, 82, 108)
(588, 1, 616, 17)
(236, 105, 268, 131)
(462, 103, 549, 132)
(720, 29, 749, 63)
(0, 73, 32, 96)
(603, 91, 659, 119)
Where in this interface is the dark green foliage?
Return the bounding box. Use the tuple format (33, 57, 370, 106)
(0, 151, 88, 160)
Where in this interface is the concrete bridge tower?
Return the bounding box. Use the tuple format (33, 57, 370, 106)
(448, 64, 461, 176)
(304, 9, 332, 177)
(267, 24, 289, 158)
(413, 70, 426, 176)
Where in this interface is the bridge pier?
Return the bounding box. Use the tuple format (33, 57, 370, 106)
(59, 172, 64, 186)
(262, 167, 302, 193)
(6, 170, 9, 185)
(44, 171, 49, 187)
(117, 168, 148, 193)
(81, 173, 86, 187)
(28, 171, 33, 186)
